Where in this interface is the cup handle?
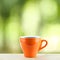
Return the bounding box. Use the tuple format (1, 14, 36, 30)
(38, 40, 48, 51)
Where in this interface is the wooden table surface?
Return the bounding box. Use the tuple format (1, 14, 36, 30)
(0, 54, 60, 60)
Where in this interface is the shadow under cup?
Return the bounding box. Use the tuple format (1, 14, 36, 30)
(20, 36, 48, 58)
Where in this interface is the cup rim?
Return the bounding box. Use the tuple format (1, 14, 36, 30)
(20, 36, 40, 38)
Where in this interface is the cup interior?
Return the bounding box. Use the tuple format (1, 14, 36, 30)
(20, 36, 40, 38)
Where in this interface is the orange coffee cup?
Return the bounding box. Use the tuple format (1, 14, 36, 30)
(20, 36, 48, 58)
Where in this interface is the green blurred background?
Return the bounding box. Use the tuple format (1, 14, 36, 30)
(0, 0, 60, 53)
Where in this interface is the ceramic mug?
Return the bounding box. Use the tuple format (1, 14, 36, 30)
(20, 36, 48, 58)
